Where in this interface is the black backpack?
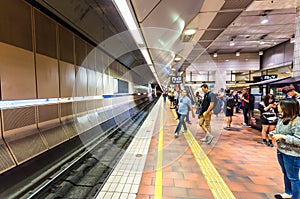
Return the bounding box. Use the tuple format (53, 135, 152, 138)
(226, 95, 235, 107)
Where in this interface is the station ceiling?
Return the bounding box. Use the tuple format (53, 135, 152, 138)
(30, 0, 298, 86)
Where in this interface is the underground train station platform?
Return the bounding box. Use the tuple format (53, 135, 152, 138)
(96, 97, 284, 199)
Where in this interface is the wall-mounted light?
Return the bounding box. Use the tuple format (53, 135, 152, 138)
(213, 52, 217, 57)
(259, 51, 263, 56)
(236, 52, 240, 56)
(260, 14, 269, 24)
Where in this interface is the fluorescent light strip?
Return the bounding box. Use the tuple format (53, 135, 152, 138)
(113, 0, 144, 45)
(141, 48, 153, 65)
(113, 0, 163, 87)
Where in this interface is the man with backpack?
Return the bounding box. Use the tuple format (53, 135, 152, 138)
(198, 84, 215, 144)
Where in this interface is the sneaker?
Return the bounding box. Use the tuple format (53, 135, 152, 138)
(186, 121, 192, 124)
(241, 122, 247, 126)
(262, 141, 268, 146)
(224, 127, 231, 130)
(200, 136, 208, 142)
(174, 132, 179, 138)
(182, 130, 187, 134)
(206, 135, 214, 144)
(267, 141, 274, 147)
(274, 193, 292, 199)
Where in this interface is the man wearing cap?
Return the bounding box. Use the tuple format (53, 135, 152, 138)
(282, 85, 300, 105)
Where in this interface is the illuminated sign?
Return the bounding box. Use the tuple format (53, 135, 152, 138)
(262, 75, 277, 80)
(170, 76, 183, 84)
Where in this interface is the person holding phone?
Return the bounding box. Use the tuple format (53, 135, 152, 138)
(269, 99, 300, 199)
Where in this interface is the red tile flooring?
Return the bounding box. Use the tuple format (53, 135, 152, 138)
(137, 103, 284, 199)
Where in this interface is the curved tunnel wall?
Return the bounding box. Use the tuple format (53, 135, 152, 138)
(0, 0, 150, 174)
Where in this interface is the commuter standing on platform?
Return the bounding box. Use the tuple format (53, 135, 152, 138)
(198, 84, 215, 144)
(241, 87, 250, 126)
(270, 99, 300, 199)
(224, 89, 236, 130)
(174, 90, 195, 138)
(163, 90, 168, 103)
(258, 94, 278, 147)
(282, 85, 300, 106)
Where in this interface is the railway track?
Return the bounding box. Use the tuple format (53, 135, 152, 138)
(3, 97, 157, 199)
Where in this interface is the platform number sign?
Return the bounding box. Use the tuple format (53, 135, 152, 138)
(170, 76, 183, 84)
(262, 75, 277, 80)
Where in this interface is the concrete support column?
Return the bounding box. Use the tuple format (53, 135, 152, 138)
(214, 67, 226, 93)
(293, 5, 300, 77)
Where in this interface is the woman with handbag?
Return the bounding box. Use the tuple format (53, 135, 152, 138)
(270, 99, 300, 199)
(259, 94, 278, 147)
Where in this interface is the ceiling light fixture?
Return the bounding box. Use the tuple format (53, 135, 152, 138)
(174, 57, 181, 62)
(236, 52, 240, 56)
(259, 51, 263, 56)
(260, 14, 269, 24)
(229, 40, 235, 46)
(213, 52, 217, 57)
(184, 29, 197, 36)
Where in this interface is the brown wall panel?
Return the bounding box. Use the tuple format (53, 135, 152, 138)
(87, 69, 97, 96)
(75, 36, 86, 67)
(0, 42, 36, 100)
(95, 72, 103, 95)
(59, 61, 75, 98)
(36, 54, 59, 98)
(87, 46, 95, 70)
(96, 49, 105, 72)
(75, 66, 88, 97)
(59, 26, 74, 64)
(34, 9, 57, 59)
(0, 0, 32, 51)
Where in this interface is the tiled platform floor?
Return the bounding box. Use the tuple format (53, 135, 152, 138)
(137, 103, 284, 199)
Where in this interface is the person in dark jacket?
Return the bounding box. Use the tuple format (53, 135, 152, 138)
(240, 87, 250, 126)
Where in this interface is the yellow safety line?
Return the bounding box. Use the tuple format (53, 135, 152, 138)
(170, 108, 236, 199)
(154, 101, 164, 199)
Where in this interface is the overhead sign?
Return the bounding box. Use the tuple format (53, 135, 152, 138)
(170, 76, 183, 84)
(262, 75, 277, 80)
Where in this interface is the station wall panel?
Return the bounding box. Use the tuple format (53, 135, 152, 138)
(87, 69, 97, 96)
(34, 9, 57, 59)
(36, 54, 59, 98)
(59, 61, 75, 98)
(75, 36, 87, 67)
(0, 0, 32, 51)
(0, 42, 36, 100)
(2, 107, 48, 164)
(75, 66, 88, 97)
(59, 26, 74, 64)
(0, 113, 16, 174)
(37, 104, 68, 148)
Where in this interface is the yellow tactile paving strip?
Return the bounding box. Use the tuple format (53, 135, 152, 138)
(154, 102, 164, 199)
(170, 108, 236, 199)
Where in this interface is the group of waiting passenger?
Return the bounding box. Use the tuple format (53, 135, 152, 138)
(166, 84, 300, 199)
(258, 85, 300, 199)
